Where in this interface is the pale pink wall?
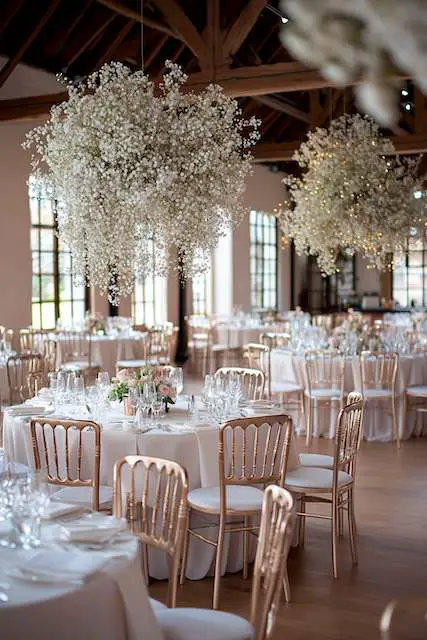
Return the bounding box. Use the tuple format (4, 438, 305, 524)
(0, 121, 34, 333)
(232, 165, 291, 312)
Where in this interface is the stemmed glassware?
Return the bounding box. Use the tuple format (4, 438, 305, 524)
(151, 391, 163, 426)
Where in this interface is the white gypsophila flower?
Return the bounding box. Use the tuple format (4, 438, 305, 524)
(275, 114, 426, 275)
(24, 61, 260, 304)
(280, 0, 427, 127)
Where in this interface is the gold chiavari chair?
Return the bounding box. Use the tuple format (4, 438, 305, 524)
(6, 353, 43, 404)
(312, 314, 334, 333)
(1, 328, 14, 350)
(116, 332, 152, 373)
(157, 484, 294, 640)
(359, 351, 399, 447)
(43, 338, 57, 372)
(19, 328, 48, 354)
(284, 399, 364, 578)
(380, 597, 427, 639)
(260, 332, 291, 349)
(113, 455, 188, 608)
(180, 414, 293, 609)
(305, 350, 345, 446)
(27, 370, 49, 397)
(148, 328, 172, 365)
(186, 317, 230, 377)
(404, 382, 427, 437)
(57, 330, 100, 382)
(214, 366, 265, 401)
(30, 417, 112, 511)
(299, 391, 363, 470)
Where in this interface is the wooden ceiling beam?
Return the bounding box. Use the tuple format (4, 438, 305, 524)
(66, 14, 116, 68)
(255, 95, 310, 123)
(207, 0, 223, 71)
(95, 0, 181, 41)
(88, 18, 135, 71)
(44, 0, 93, 60)
(253, 134, 427, 162)
(0, 0, 61, 88)
(151, 0, 209, 68)
(145, 34, 169, 69)
(223, 0, 269, 60)
(0, 0, 25, 40)
(0, 92, 68, 121)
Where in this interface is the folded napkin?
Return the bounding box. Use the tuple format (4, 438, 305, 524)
(7, 405, 51, 417)
(41, 501, 87, 521)
(59, 515, 128, 544)
(15, 549, 108, 580)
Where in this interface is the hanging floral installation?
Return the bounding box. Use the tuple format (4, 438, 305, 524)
(279, 0, 427, 127)
(275, 114, 426, 275)
(24, 62, 259, 303)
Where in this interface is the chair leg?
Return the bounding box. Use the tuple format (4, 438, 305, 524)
(391, 396, 400, 448)
(168, 556, 180, 608)
(299, 390, 306, 435)
(142, 542, 150, 585)
(213, 516, 226, 610)
(179, 510, 190, 586)
(338, 492, 344, 537)
(283, 566, 291, 603)
(332, 492, 339, 579)
(243, 515, 250, 579)
(348, 487, 358, 566)
(305, 397, 312, 447)
(298, 496, 306, 548)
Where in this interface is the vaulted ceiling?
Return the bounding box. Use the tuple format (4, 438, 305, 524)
(1, 0, 427, 169)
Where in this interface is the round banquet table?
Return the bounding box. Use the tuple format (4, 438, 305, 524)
(3, 399, 299, 581)
(56, 334, 148, 377)
(269, 349, 427, 441)
(0, 518, 163, 640)
(215, 323, 287, 349)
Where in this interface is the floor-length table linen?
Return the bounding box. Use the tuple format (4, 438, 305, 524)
(0, 523, 163, 640)
(3, 401, 298, 581)
(270, 349, 427, 440)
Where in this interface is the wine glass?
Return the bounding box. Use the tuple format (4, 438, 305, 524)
(151, 391, 163, 426)
(97, 372, 110, 395)
(175, 368, 184, 397)
(128, 386, 140, 416)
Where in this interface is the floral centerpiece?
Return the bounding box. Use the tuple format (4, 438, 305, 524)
(108, 366, 177, 412)
(85, 311, 106, 335)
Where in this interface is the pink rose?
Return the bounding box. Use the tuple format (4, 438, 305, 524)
(116, 369, 131, 382)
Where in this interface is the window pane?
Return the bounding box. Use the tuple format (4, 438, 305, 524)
(41, 303, 55, 330)
(59, 275, 72, 300)
(41, 275, 55, 301)
(30, 199, 39, 225)
(40, 229, 54, 251)
(32, 253, 40, 275)
(59, 252, 72, 273)
(31, 229, 39, 251)
(40, 252, 54, 274)
(59, 301, 73, 325)
(40, 201, 54, 225)
(32, 304, 41, 329)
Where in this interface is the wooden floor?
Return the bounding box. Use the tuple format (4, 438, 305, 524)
(150, 435, 427, 639)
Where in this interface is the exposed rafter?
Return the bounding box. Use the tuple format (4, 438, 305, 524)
(0, 0, 25, 41)
(95, 0, 181, 41)
(151, 0, 209, 68)
(66, 13, 116, 68)
(223, 0, 269, 60)
(255, 95, 310, 123)
(253, 134, 427, 162)
(0, 92, 68, 121)
(86, 18, 135, 72)
(0, 0, 61, 88)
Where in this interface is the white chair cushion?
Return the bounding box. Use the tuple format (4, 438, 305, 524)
(116, 359, 149, 368)
(62, 360, 100, 371)
(299, 453, 334, 469)
(51, 485, 113, 508)
(188, 485, 264, 514)
(271, 381, 302, 394)
(406, 386, 427, 398)
(285, 467, 352, 492)
(305, 388, 341, 399)
(362, 388, 393, 398)
(150, 598, 167, 612)
(155, 608, 254, 640)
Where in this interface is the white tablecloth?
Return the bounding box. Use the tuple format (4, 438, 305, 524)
(3, 400, 298, 581)
(0, 519, 163, 640)
(56, 334, 148, 376)
(270, 350, 427, 441)
(216, 323, 287, 349)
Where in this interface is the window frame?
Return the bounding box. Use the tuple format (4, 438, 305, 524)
(393, 229, 427, 308)
(249, 209, 278, 311)
(132, 242, 167, 327)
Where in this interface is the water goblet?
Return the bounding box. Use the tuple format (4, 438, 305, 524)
(151, 391, 163, 426)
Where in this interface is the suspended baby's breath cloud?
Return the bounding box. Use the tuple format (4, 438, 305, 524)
(276, 114, 426, 276)
(24, 61, 260, 303)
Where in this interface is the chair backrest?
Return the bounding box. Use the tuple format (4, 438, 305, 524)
(30, 418, 101, 511)
(260, 332, 290, 349)
(148, 329, 172, 364)
(305, 350, 345, 395)
(250, 485, 294, 640)
(113, 455, 188, 607)
(19, 329, 47, 354)
(43, 338, 57, 372)
(333, 399, 364, 479)
(312, 314, 333, 332)
(28, 371, 49, 397)
(360, 351, 398, 392)
(56, 330, 92, 364)
(245, 343, 271, 397)
(7, 353, 43, 404)
(219, 415, 293, 494)
(215, 366, 265, 400)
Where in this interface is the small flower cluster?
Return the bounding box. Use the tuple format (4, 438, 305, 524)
(276, 115, 425, 275)
(108, 366, 177, 405)
(280, 0, 427, 127)
(24, 62, 260, 304)
(84, 311, 106, 335)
